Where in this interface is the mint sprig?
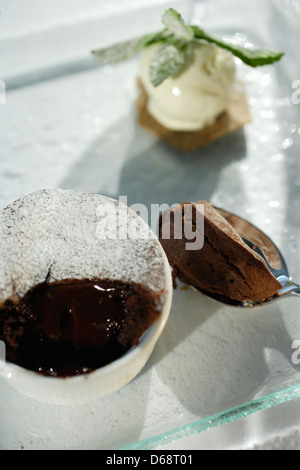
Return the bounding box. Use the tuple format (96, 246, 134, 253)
(192, 26, 284, 67)
(91, 8, 284, 87)
(149, 40, 189, 87)
(162, 8, 194, 41)
(91, 30, 169, 63)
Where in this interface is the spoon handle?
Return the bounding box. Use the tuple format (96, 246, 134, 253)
(291, 284, 300, 297)
(277, 277, 300, 299)
(286, 280, 300, 297)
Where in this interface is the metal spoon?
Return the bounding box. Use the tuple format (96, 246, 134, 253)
(212, 206, 300, 308)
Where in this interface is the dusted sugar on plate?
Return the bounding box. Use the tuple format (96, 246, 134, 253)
(0, 189, 172, 404)
(92, 8, 283, 151)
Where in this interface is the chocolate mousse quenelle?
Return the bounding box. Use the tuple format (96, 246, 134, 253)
(159, 201, 282, 305)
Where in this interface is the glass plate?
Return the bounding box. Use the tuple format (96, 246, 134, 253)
(0, 0, 300, 450)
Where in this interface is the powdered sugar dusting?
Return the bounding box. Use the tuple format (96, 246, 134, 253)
(0, 189, 167, 303)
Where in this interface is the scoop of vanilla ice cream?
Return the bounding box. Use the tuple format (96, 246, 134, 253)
(139, 42, 236, 132)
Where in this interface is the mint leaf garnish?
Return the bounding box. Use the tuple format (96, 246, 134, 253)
(149, 42, 188, 87)
(192, 26, 284, 67)
(91, 8, 284, 86)
(92, 38, 144, 63)
(91, 30, 169, 63)
(162, 8, 194, 41)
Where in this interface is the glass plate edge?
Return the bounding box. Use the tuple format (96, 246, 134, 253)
(120, 383, 300, 450)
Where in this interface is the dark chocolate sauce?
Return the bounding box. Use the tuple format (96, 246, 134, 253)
(0, 279, 159, 377)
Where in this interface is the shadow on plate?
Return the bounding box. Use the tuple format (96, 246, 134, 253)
(149, 290, 300, 417)
(59, 111, 248, 224)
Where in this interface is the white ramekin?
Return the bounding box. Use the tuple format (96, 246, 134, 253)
(0, 189, 173, 405)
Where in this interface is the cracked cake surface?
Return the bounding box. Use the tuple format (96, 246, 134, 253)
(0, 189, 166, 303)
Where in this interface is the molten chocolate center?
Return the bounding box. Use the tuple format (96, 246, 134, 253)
(0, 279, 159, 377)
